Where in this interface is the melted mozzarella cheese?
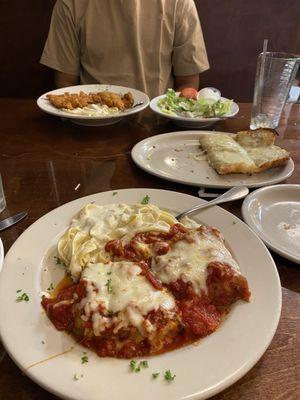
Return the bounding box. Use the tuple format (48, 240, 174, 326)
(151, 229, 239, 294)
(80, 261, 175, 336)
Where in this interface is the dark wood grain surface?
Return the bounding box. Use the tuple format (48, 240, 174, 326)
(0, 101, 299, 399)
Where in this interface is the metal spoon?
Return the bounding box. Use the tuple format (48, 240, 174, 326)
(176, 186, 249, 221)
(0, 211, 28, 231)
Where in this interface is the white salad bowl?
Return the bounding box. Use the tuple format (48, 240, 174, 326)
(150, 94, 239, 128)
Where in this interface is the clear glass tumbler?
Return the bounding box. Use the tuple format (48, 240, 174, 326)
(0, 174, 6, 213)
(250, 52, 300, 130)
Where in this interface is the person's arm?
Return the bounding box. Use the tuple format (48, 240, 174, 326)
(174, 74, 200, 92)
(54, 71, 79, 88)
(172, 0, 209, 86)
(40, 1, 80, 85)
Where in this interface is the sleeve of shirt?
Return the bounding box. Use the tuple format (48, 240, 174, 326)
(172, 0, 209, 76)
(40, 0, 80, 76)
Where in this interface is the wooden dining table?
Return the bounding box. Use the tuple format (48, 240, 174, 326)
(0, 100, 299, 399)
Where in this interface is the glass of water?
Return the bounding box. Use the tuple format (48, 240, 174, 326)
(250, 52, 300, 130)
(0, 175, 6, 213)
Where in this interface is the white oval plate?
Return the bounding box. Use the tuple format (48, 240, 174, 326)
(37, 84, 149, 126)
(0, 189, 281, 400)
(242, 184, 300, 264)
(0, 237, 3, 272)
(150, 95, 239, 128)
(131, 131, 294, 189)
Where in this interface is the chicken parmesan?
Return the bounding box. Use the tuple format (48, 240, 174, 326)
(42, 203, 250, 358)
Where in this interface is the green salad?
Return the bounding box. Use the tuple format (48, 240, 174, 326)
(158, 89, 232, 118)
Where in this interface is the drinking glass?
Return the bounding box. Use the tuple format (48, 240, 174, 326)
(0, 175, 6, 213)
(250, 52, 300, 130)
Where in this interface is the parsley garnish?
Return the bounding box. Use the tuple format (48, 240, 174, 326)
(129, 359, 149, 372)
(54, 256, 66, 266)
(54, 255, 61, 264)
(81, 352, 88, 364)
(112, 192, 118, 196)
(16, 292, 29, 302)
(16, 289, 22, 293)
(105, 279, 113, 293)
(140, 360, 148, 368)
(47, 283, 54, 291)
(130, 359, 140, 372)
(152, 372, 160, 379)
(164, 370, 176, 381)
(232, 221, 237, 225)
(141, 195, 150, 205)
(107, 271, 112, 275)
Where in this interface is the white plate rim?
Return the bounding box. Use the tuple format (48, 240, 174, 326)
(131, 131, 294, 189)
(0, 188, 282, 400)
(37, 84, 150, 120)
(0, 237, 3, 272)
(150, 94, 239, 122)
(242, 184, 300, 264)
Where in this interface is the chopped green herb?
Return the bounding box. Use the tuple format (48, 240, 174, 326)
(141, 195, 150, 205)
(47, 283, 54, 291)
(54, 255, 61, 264)
(129, 359, 149, 372)
(81, 353, 89, 364)
(105, 279, 113, 293)
(16, 292, 29, 302)
(16, 289, 22, 293)
(164, 369, 176, 381)
(152, 372, 160, 379)
(232, 221, 237, 225)
(130, 359, 141, 372)
(140, 360, 149, 369)
(112, 192, 118, 196)
(107, 271, 112, 275)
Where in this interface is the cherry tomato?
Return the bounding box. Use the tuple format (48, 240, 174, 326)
(179, 87, 198, 100)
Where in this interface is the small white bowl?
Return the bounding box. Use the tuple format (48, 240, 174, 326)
(150, 94, 239, 128)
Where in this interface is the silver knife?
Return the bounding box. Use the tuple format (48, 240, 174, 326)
(0, 212, 28, 231)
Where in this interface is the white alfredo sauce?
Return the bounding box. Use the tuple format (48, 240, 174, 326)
(80, 261, 175, 336)
(60, 203, 176, 279)
(151, 229, 239, 294)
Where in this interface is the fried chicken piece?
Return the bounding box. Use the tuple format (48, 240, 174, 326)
(47, 92, 93, 110)
(90, 91, 125, 110)
(122, 92, 134, 109)
(47, 90, 134, 111)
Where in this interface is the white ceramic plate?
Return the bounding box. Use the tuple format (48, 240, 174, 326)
(242, 184, 300, 264)
(150, 95, 239, 128)
(0, 188, 281, 400)
(131, 131, 294, 189)
(0, 237, 3, 272)
(37, 84, 149, 126)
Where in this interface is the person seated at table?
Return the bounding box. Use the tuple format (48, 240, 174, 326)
(40, 0, 209, 99)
